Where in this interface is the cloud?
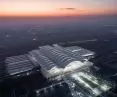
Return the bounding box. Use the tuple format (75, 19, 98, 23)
(59, 8, 77, 11)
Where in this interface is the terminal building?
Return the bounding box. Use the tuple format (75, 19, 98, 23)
(0, 45, 113, 97)
(5, 44, 94, 79)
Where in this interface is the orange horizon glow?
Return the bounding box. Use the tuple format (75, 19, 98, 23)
(1, 8, 117, 17)
(0, 0, 117, 17)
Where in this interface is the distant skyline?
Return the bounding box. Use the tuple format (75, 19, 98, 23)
(0, 0, 117, 17)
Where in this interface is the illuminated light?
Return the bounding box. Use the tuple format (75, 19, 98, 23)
(71, 74, 93, 90)
(78, 72, 99, 85)
(45, 67, 64, 78)
(32, 38, 37, 41)
(71, 72, 110, 96)
(49, 67, 63, 74)
(64, 61, 85, 72)
(30, 56, 37, 62)
(101, 84, 111, 91)
(26, 72, 30, 76)
(92, 88, 102, 96)
(82, 53, 94, 57)
(72, 49, 82, 52)
(78, 72, 111, 92)
(6, 34, 10, 38)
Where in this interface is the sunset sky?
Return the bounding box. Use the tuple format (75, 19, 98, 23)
(0, 0, 117, 16)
